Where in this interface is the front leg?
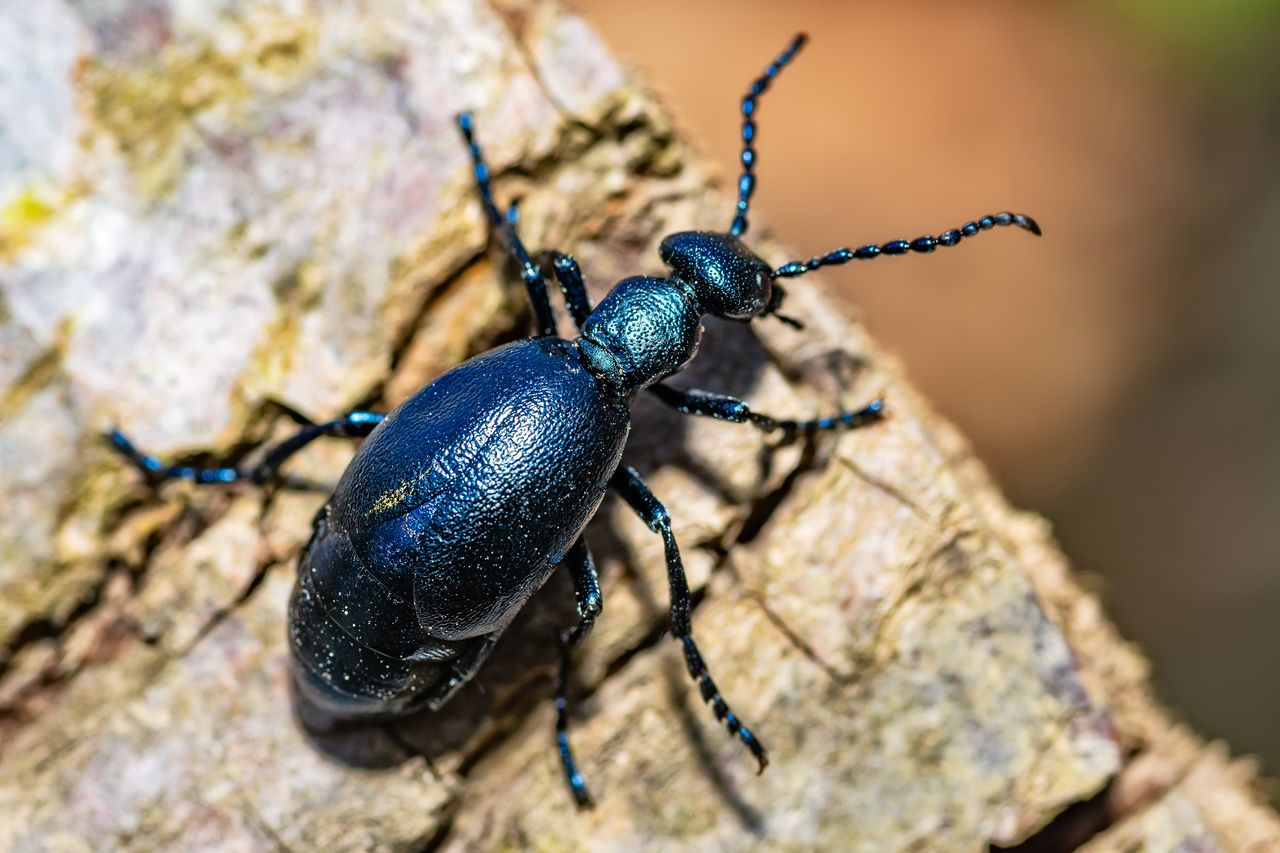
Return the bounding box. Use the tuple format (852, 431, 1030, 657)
(457, 113, 559, 337)
(457, 114, 596, 336)
(537, 250, 593, 332)
(649, 383, 884, 435)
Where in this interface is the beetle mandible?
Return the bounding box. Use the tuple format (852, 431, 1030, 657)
(110, 33, 1040, 806)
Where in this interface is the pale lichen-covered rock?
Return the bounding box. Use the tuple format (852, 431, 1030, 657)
(1, 1, 1277, 850)
(0, 0, 569, 653)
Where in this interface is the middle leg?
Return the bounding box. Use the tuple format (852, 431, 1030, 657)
(609, 465, 768, 772)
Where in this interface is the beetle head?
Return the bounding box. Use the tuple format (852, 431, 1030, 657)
(658, 231, 774, 320)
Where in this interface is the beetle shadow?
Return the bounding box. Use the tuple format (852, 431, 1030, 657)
(662, 654, 767, 835)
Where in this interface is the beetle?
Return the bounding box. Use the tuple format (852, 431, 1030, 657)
(110, 33, 1039, 806)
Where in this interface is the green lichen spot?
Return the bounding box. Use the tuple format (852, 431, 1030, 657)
(83, 47, 247, 198)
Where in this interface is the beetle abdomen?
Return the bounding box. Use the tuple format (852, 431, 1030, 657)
(289, 509, 466, 720)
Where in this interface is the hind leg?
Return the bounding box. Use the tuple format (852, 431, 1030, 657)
(422, 630, 505, 712)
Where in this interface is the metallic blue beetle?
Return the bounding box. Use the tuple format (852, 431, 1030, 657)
(111, 34, 1039, 806)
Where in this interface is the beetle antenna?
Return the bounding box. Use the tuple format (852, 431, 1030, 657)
(729, 33, 807, 239)
(771, 212, 1042, 279)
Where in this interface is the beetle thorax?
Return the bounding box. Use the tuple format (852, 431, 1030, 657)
(578, 275, 703, 395)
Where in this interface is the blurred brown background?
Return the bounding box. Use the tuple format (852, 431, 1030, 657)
(575, 0, 1280, 779)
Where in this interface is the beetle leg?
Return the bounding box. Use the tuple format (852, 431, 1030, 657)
(423, 630, 503, 712)
(537, 250, 593, 332)
(649, 383, 886, 437)
(555, 537, 601, 807)
(609, 465, 768, 773)
(563, 536, 603, 628)
(109, 411, 385, 486)
(456, 113, 560, 337)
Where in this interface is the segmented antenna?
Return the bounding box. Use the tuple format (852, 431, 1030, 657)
(771, 212, 1042, 279)
(729, 33, 808, 239)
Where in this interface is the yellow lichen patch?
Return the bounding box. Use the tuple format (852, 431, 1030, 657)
(234, 260, 321, 407)
(0, 188, 61, 261)
(240, 8, 320, 80)
(79, 11, 320, 198)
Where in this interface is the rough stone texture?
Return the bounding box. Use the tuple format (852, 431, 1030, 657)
(1082, 750, 1280, 852)
(0, 1, 1277, 850)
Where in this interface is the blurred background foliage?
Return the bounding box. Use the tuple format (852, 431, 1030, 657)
(575, 0, 1280, 786)
(1109, 0, 1280, 95)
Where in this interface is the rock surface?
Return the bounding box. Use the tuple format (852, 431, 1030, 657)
(0, 1, 1276, 850)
